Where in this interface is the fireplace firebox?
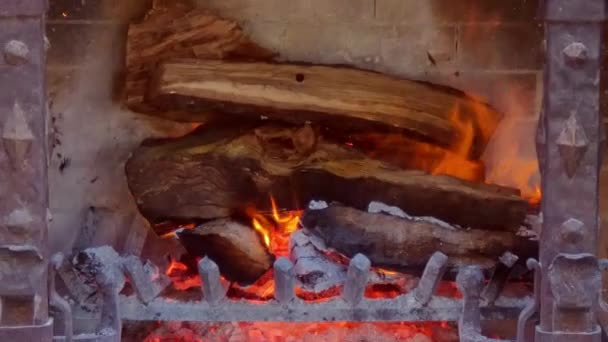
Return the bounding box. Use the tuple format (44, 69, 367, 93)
(1, 0, 607, 341)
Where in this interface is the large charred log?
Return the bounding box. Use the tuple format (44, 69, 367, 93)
(126, 124, 529, 232)
(147, 59, 502, 159)
(176, 219, 274, 285)
(300, 204, 538, 273)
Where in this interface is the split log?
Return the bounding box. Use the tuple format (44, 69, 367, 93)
(126, 124, 529, 231)
(300, 204, 538, 272)
(176, 219, 274, 285)
(124, 1, 273, 119)
(148, 59, 503, 158)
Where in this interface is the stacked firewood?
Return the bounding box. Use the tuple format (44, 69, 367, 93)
(123, 1, 537, 285)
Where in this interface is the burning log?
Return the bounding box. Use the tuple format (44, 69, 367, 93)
(333, 131, 486, 182)
(300, 204, 538, 273)
(126, 124, 529, 231)
(147, 59, 502, 159)
(124, 1, 273, 118)
(176, 219, 274, 285)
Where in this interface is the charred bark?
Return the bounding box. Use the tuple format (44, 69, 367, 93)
(176, 219, 274, 285)
(301, 204, 538, 273)
(126, 124, 529, 232)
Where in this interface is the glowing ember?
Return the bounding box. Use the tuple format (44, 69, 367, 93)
(159, 223, 197, 239)
(166, 258, 200, 291)
(164, 197, 303, 294)
(140, 321, 457, 342)
(166, 259, 188, 275)
(229, 270, 276, 301)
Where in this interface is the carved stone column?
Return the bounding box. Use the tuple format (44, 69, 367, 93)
(0, 0, 52, 340)
(537, 0, 606, 340)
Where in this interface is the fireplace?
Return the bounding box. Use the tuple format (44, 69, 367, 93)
(2, 0, 607, 341)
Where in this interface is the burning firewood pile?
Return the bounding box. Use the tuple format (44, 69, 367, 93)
(119, 0, 538, 311)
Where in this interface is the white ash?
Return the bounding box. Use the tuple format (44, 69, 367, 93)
(523, 214, 542, 235)
(2, 244, 43, 258)
(517, 226, 538, 240)
(308, 200, 329, 210)
(290, 230, 413, 293)
(498, 251, 519, 267)
(368, 201, 457, 230)
(98, 328, 117, 336)
(5, 207, 34, 226)
(290, 229, 347, 292)
(74, 246, 126, 289)
(307, 231, 330, 251)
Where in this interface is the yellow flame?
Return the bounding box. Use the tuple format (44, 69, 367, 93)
(252, 217, 271, 249)
(270, 196, 301, 234)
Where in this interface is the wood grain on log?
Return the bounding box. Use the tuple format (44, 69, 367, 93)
(301, 204, 538, 272)
(148, 59, 502, 158)
(126, 124, 528, 231)
(124, 1, 273, 120)
(176, 219, 274, 285)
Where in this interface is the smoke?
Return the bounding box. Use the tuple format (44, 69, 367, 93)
(47, 2, 194, 255)
(482, 83, 541, 199)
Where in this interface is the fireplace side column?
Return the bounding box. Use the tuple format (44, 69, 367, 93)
(537, 0, 606, 340)
(0, 0, 52, 341)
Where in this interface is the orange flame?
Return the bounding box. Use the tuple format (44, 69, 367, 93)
(159, 223, 196, 239)
(347, 132, 485, 182)
(456, 10, 541, 203)
(270, 196, 301, 234)
(431, 104, 476, 178)
(482, 84, 541, 204)
(348, 97, 541, 205)
(165, 259, 188, 275)
(248, 196, 303, 255)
